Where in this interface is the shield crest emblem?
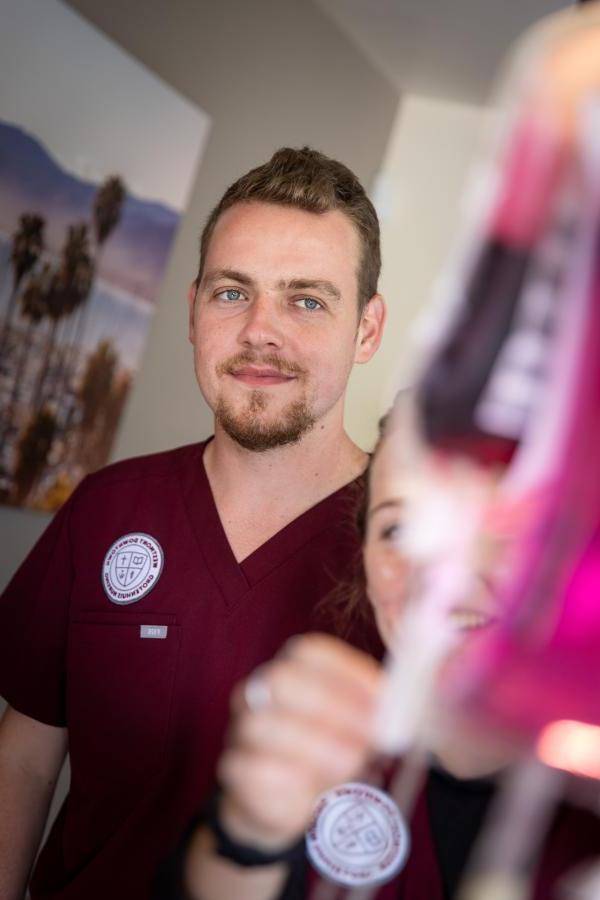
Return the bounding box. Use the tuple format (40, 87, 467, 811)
(116, 551, 146, 587)
(331, 801, 387, 856)
(102, 532, 164, 605)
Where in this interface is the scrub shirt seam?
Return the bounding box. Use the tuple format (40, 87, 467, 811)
(176, 471, 235, 607)
(156, 624, 183, 774)
(76, 461, 192, 499)
(63, 475, 84, 729)
(238, 475, 363, 583)
(240, 518, 352, 591)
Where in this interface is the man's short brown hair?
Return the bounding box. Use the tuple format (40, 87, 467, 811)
(197, 146, 380, 313)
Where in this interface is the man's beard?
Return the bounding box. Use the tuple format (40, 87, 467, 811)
(214, 352, 315, 451)
(215, 390, 315, 451)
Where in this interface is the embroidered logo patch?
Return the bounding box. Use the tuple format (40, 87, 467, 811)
(306, 782, 410, 888)
(102, 533, 164, 605)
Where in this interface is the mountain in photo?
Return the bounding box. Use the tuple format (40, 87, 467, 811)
(0, 121, 182, 304)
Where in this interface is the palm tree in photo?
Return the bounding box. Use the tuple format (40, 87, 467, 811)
(61, 176, 126, 399)
(11, 405, 57, 505)
(79, 339, 117, 435)
(74, 339, 117, 468)
(93, 176, 126, 249)
(90, 368, 132, 471)
(0, 213, 45, 365)
(33, 224, 94, 411)
(1, 263, 52, 449)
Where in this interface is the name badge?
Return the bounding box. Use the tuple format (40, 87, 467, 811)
(140, 625, 168, 639)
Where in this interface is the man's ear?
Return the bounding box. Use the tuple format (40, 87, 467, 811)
(187, 281, 198, 343)
(355, 294, 386, 364)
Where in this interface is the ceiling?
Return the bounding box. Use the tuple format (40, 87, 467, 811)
(313, 0, 574, 105)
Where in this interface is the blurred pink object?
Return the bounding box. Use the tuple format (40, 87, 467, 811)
(415, 5, 600, 752)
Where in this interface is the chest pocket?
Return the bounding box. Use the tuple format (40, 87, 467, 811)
(67, 610, 181, 784)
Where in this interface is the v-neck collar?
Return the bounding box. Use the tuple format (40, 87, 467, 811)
(178, 440, 364, 610)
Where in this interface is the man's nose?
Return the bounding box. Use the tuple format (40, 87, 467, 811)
(237, 295, 284, 350)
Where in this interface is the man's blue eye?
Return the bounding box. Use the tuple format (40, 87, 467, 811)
(219, 289, 242, 301)
(297, 297, 322, 311)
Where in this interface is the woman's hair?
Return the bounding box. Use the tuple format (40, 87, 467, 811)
(318, 407, 393, 637)
(356, 407, 392, 540)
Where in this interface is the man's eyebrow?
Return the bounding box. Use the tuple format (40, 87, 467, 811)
(201, 268, 255, 288)
(284, 279, 341, 301)
(201, 271, 342, 301)
(368, 498, 403, 518)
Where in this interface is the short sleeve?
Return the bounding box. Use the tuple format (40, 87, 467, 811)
(0, 494, 76, 726)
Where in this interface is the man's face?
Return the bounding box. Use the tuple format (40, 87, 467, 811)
(189, 200, 379, 451)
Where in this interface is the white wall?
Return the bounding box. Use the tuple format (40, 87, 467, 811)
(345, 95, 491, 451)
(0, 0, 398, 591)
(0, 10, 498, 588)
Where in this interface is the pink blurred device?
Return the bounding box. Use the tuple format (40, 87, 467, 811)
(416, 5, 600, 767)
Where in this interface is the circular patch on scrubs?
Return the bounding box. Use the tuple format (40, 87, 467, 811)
(306, 782, 410, 888)
(102, 533, 164, 605)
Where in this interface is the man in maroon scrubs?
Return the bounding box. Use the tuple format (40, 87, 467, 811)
(0, 147, 386, 900)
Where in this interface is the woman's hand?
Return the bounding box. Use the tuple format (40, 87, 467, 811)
(218, 633, 383, 850)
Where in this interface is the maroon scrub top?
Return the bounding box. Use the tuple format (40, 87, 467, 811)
(0, 441, 382, 899)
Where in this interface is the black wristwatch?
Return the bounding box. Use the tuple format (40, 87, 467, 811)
(202, 791, 306, 868)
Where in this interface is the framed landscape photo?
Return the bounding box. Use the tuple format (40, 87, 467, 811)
(0, 0, 210, 511)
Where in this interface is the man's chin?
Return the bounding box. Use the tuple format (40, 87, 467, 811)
(215, 399, 315, 452)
